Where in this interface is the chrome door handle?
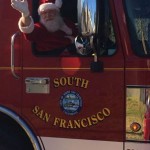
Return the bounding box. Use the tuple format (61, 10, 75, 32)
(11, 32, 20, 79)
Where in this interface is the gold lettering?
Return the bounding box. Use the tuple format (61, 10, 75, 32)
(81, 118, 88, 128)
(60, 77, 67, 86)
(87, 117, 92, 126)
(60, 119, 66, 128)
(36, 110, 44, 119)
(90, 115, 99, 125)
(97, 112, 104, 121)
(43, 113, 51, 123)
(52, 108, 111, 129)
(53, 109, 111, 128)
(53, 117, 60, 126)
(53, 77, 89, 88)
(53, 78, 59, 88)
(74, 77, 82, 87)
(103, 108, 111, 117)
(81, 79, 89, 88)
(67, 120, 74, 128)
(67, 77, 74, 86)
(32, 106, 40, 114)
(73, 120, 81, 128)
(32, 106, 51, 123)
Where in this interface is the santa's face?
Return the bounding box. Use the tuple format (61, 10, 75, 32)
(40, 9, 64, 32)
(40, 9, 58, 21)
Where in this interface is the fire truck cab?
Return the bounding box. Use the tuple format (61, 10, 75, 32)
(0, 0, 150, 150)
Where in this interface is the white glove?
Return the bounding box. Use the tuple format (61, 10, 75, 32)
(11, 0, 29, 17)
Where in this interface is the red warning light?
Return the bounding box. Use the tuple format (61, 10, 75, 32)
(130, 122, 141, 132)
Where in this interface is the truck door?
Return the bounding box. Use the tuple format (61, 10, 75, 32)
(21, 0, 125, 149)
(0, 0, 22, 113)
(123, 0, 150, 149)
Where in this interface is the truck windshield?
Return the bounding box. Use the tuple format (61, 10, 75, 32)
(124, 0, 150, 56)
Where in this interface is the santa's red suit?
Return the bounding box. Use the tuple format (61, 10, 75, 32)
(20, 17, 77, 48)
(17, 0, 78, 55)
(18, 16, 78, 55)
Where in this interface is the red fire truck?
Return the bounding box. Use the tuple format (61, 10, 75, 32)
(0, 0, 150, 149)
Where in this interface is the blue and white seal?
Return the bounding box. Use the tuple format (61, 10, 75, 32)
(60, 91, 82, 115)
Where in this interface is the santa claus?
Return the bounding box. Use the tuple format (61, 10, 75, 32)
(11, 0, 78, 55)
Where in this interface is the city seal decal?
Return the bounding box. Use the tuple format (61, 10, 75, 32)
(60, 90, 82, 115)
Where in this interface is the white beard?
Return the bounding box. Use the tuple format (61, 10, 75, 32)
(40, 15, 64, 32)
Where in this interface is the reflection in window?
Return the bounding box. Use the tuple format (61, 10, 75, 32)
(97, 0, 116, 56)
(126, 87, 150, 142)
(124, 0, 150, 56)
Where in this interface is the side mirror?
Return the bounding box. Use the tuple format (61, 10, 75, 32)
(75, 35, 93, 56)
(75, 0, 103, 72)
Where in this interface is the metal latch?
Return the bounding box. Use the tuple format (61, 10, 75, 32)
(25, 77, 50, 94)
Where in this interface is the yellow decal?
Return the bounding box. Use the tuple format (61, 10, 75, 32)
(32, 106, 51, 123)
(53, 77, 89, 88)
(32, 106, 110, 129)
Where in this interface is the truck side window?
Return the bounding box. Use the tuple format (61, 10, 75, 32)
(126, 87, 150, 142)
(124, 0, 150, 57)
(31, 0, 116, 57)
(31, 0, 78, 57)
(98, 0, 116, 56)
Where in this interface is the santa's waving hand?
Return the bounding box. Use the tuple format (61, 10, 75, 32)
(11, 0, 29, 17)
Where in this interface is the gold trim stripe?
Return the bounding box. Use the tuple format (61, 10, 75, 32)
(0, 67, 150, 71)
(24, 67, 90, 70)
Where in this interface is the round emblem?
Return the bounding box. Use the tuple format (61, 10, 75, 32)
(60, 91, 82, 115)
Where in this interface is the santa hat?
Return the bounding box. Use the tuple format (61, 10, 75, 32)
(38, 0, 63, 14)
